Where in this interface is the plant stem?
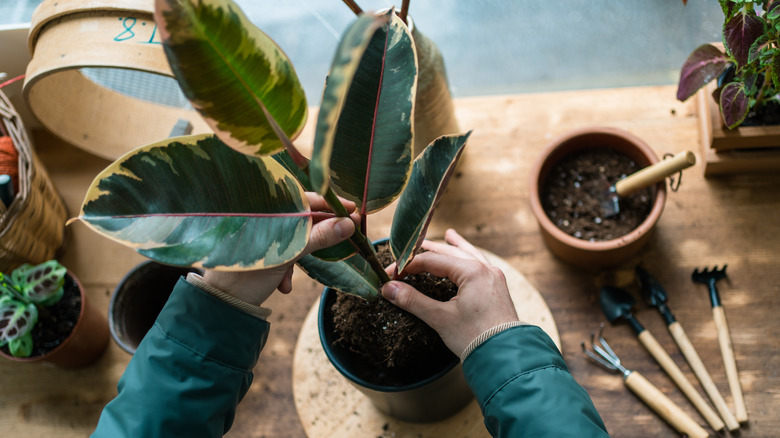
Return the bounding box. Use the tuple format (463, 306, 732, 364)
(342, 0, 362, 15)
(399, 0, 410, 24)
(262, 106, 390, 284)
(321, 189, 391, 283)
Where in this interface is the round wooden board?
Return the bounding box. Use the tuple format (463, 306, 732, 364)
(292, 248, 560, 437)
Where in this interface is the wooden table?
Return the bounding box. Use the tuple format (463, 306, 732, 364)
(1, 85, 778, 437)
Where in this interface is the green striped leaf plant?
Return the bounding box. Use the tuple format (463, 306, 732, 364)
(0, 261, 67, 357)
(73, 0, 469, 302)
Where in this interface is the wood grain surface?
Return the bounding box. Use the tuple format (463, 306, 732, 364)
(0, 85, 778, 437)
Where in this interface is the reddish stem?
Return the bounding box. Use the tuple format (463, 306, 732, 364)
(342, 0, 362, 15)
(399, 0, 410, 24)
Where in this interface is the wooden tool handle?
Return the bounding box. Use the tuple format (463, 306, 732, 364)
(637, 330, 723, 431)
(615, 150, 696, 196)
(666, 322, 726, 431)
(665, 322, 740, 431)
(624, 371, 709, 438)
(713, 306, 748, 423)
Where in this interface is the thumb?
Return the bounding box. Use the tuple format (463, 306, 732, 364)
(381, 280, 443, 329)
(305, 217, 354, 254)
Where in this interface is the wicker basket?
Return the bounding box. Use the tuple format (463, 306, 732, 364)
(0, 87, 67, 272)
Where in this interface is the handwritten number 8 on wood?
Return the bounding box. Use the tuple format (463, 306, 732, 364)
(114, 17, 161, 44)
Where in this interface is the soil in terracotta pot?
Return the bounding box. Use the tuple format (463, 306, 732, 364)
(0, 275, 80, 358)
(541, 148, 654, 241)
(330, 243, 457, 385)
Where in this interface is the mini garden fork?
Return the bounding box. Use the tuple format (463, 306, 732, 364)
(692, 265, 748, 423)
(581, 326, 708, 438)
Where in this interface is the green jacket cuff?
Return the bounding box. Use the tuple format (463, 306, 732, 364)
(155, 277, 270, 371)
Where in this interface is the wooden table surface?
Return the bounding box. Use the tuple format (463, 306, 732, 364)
(1, 84, 778, 437)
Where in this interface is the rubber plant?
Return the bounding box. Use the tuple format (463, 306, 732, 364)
(71, 0, 469, 302)
(0, 260, 67, 357)
(677, 0, 780, 129)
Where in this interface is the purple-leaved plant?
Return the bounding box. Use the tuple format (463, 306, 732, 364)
(677, 0, 780, 129)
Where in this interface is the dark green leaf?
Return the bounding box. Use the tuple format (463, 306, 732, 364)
(768, 2, 780, 20)
(310, 11, 416, 214)
(390, 132, 470, 274)
(77, 134, 312, 270)
(155, 0, 307, 156)
(297, 253, 380, 301)
(748, 35, 770, 64)
(773, 53, 780, 90)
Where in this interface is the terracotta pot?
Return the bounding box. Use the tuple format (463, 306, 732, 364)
(0, 271, 109, 368)
(529, 127, 667, 269)
(109, 261, 201, 354)
(317, 240, 472, 423)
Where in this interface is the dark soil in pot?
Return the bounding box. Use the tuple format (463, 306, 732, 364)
(328, 243, 458, 386)
(0, 274, 80, 358)
(541, 148, 654, 241)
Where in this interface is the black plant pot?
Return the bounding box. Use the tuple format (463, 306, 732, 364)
(317, 270, 473, 423)
(109, 261, 201, 354)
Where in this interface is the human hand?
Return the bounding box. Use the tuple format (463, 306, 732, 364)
(381, 229, 520, 357)
(202, 194, 357, 306)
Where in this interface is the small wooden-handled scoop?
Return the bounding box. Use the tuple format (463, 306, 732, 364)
(583, 327, 709, 438)
(600, 286, 724, 431)
(601, 150, 696, 217)
(636, 266, 735, 431)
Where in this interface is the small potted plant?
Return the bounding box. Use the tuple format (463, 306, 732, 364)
(676, 1, 780, 156)
(0, 260, 109, 367)
(528, 127, 669, 270)
(72, 0, 471, 422)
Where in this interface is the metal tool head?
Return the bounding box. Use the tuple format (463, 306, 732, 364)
(600, 285, 636, 323)
(600, 175, 620, 218)
(636, 265, 667, 306)
(692, 265, 728, 284)
(581, 324, 630, 377)
(692, 265, 728, 307)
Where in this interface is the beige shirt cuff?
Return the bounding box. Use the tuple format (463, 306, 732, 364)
(186, 272, 273, 321)
(460, 321, 528, 362)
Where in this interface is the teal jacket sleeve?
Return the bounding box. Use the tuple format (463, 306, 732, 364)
(463, 325, 609, 438)
(92, 278, 270, 438)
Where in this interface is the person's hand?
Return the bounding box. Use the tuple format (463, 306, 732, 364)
(202, 194, 357, 306)
(381, 229, 520, 357)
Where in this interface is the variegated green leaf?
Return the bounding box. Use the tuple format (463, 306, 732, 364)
(9, 332, 33, 357)
(390, 132, 470, 274)
(75, 134, 311, 270)
(155, 0, 307, 156)
(310, 10, 417, 214)
(298, 252, 380, 301)
(0, 296, 37, 346)
(12, 261, 66, 306)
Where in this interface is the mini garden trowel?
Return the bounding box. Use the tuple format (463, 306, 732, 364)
(600, 285, 721, 432)
(601, 150, 696, 217)
(636, 265, 734, 432)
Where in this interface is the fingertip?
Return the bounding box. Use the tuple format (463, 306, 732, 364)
(335, 217, 354, 239)
(381, 281, 399, 301)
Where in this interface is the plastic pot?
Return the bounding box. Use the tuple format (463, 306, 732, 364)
(109, 261, 201, 354)
(529, 126, 667, 269)
(317, 239, 473, 423)
(0, 271, 109, 368)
